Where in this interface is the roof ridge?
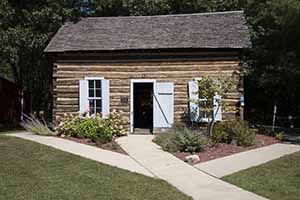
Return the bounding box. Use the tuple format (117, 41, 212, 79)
(82, 10, 244, 20)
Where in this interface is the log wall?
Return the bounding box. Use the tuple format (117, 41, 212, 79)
(52, 51, 243, 132)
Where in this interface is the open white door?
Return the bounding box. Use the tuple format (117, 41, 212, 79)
(153, 82, 174, 128)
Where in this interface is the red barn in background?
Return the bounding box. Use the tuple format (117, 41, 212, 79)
(0, 77, 31, 124)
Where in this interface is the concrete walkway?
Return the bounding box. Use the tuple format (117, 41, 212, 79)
(195, 143, 300, 178)
(116, 135, 268, 200)
(8, 132, 154, 177)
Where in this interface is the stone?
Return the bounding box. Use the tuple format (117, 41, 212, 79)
(230, 139, 237, 146)
(184, 155, 200, 164)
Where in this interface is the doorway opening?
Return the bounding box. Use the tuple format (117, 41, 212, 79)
(133, 83, 153, 134)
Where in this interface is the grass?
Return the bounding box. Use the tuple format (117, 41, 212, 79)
(223, 151, 300, 200)
(0, 135, 191, 200)
(0, 123, 24, 134)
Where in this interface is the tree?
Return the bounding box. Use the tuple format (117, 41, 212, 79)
(0, 0, 76, 119)
(193, 74, 239, 136)
(244, 0, 300, 125)
(1, 0, 299, 126)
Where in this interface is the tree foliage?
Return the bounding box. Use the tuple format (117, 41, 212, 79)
(0, 0, 75, 118)
(1, 0, 299, 126)
(195, 74, 239, 136)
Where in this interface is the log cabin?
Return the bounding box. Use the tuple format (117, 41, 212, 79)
(44, 10, 251, 134)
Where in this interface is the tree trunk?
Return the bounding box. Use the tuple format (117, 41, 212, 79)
(208, 102, 221, 137)
(11, 62, 19, 83)
(208, 110, 215, 137)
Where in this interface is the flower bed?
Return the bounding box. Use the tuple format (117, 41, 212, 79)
(174, 134, 279, 164)
(153, 120, 281, 165)
(55, 110, 128, 154)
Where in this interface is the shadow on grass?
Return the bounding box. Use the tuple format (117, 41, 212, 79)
(0, 123, 25, 134)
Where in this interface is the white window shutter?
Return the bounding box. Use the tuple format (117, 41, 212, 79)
(79, 80, 89, 113)
(153, 82, 174, 128)
(188, 80, 200, 122)
(101, 79, 110, 118)
(213, 94, 222, 121)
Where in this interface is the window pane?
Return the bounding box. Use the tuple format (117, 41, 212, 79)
(96, 99, 101, 108)
(96, 107, 101, 114)
(95, 80, 101, 89)
(89, 100, 95, 114)
(88, 80, 94, 89)
(89, 89, 94, 97)
(95, 89, 101, 97)
(89, 99, 95, 107)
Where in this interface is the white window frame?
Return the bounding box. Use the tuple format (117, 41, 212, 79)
(85, 77, 104, 80)
(198, 98, 210, 123)
(190, 77, 222, 123)
(85, 77, 104, 115)
(195, 78, 210, 122)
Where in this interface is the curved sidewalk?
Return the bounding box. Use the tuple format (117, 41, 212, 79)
(8, 132, 154, 177)
(194, 143, 300, 178)
(116, 135, 268, 200)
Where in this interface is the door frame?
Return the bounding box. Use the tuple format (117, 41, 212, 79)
(130, 79, 156, 133)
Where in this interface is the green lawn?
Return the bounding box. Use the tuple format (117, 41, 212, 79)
(0, 135, 191, 200)
(0, 123, 24, 133)
(223, 151, 300, 200)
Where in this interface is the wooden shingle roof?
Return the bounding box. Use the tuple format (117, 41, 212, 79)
(44, 11, 251, 53)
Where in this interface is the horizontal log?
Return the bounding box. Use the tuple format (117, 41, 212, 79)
(57, 65, 239, 73)
(53, 59, 242, 125)
(57, 60, 239, 67)
(54, 71, 238, 79)
(55, 56, 240, 64)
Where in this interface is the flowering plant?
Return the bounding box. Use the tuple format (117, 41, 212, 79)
(55, 110, 127, 143)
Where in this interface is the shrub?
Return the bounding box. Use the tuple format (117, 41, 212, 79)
(258, 126, 276, 136)
(73, 117, 102, 139)
(55, 110, 127, 144)
(212, 120, 256, 147)
(275, 132, 284, 141)
(106, 111, 127, 137)
(154, 125, 208, 153)
(175, 128, 208, 153)
(56, 113, 81, 137)
(21, 114, 54, 136)
(153, 130, 179, 152)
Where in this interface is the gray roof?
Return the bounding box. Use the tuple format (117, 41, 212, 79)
(44, 11, 251, 52)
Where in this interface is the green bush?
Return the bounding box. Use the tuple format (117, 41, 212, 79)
(73, 117, 101, 139)
(275, 132, 284, 141)
(175, 128, 208, 153)
(56, 111, 127, 144)
(55, 113, 81, 137)
(153, 129, 179, 152)
(258, 126, 276, 136)
(154, 125, 208, 153)
(212, 120, 256, 147)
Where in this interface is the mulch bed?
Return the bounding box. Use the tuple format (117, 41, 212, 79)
(62, 136, 128, 155)
(174, 134, 279, 165)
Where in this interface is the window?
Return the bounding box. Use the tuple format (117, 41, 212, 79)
(198, 97, 209, 121)
(88, 79, 102, 114)
(188, 79, 222, 122)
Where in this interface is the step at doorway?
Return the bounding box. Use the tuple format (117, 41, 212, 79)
(133, 128, 152, 135)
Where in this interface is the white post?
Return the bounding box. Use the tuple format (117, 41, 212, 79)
(272, 104, 277, 131)
(20, 90, 24, 121)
